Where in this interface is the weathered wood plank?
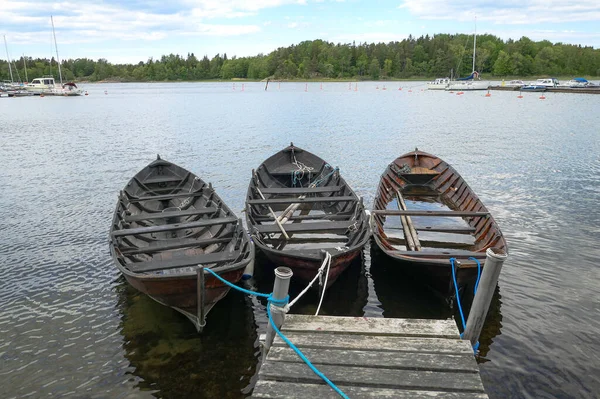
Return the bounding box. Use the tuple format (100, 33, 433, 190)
(258, 362, 485, 392)
(252, 381, 489, 399)
(372, 210, 489, 217)
(254, 221, 353, 235)
(124, 206, 218, 222)
(125, 189, 207, 202)
(266, 346, 479, 372)
(248, 196, 356, 205)
(112, 216, 237, 237)
(281, 315, 459, 338)
(271, 332, 472, 354)
(258, 186, 343, 194)
(390, 250, 485, 259)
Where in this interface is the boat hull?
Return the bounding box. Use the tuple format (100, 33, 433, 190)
(256, 244, 361, 288)
(372, 150, 508, 299)
(119, 262, 249, 330)
(446, 81, 489, 91)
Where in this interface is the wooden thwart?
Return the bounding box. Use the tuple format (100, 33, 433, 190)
(124, 206, 218, 222)
(253, 315, 488, 398)
(254, 221, 354, 235)
(112, 216, 237, 237)
(259, 186, 343, 194)
(119, 235, 233, 255)
(373, 210, 489, 217)
(248, 196, 356, 206)
(127, 249, 241, 273)
(125, 189, 207, 203)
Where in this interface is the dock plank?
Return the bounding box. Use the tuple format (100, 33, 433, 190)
(266, 346, 479, 372)
(271, 332, 472, 354)
(252, 381, 489, 399)
(255, 315, 488, 398)
(258, 362, 485, 392)
(281, 315, 459, 338)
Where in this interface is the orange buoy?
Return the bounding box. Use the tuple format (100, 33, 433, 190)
(539, 95, 546, 100)
(398, 87, 402, 91)
(457, 91, 464, 95)
(485, 91, 491, 97)
(320, 82, 323, 90)
(84, 91, 88, 96)
(517, 94, 523, 98)
(408, 89, 412, 93)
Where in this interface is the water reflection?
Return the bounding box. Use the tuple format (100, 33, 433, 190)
(369, 239, 504, 359)
(115, 277, 258, 399)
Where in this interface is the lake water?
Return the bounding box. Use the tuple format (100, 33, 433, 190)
(1, 82, 599, 399)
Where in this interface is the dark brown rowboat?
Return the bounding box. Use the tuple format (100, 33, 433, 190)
(109, 156, 254, 331)
(246, 144, 370, 288)
(372, 149, 508, 296)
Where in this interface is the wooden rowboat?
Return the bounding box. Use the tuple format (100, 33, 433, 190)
(246, 144, 370, 288)
(109, 156, 254, 331)
(372, 149, 508, 296)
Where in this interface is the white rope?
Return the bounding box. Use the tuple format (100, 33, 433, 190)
(284, 252, 332, 312)
(315, 252, 331, 316)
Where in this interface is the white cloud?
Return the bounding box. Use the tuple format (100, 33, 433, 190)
(399, 0, 600, 24)
(288, 22, 299, 28)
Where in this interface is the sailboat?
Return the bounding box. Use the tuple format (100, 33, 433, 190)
(446, 22, 489, 91)
(25, 16, 83, 96)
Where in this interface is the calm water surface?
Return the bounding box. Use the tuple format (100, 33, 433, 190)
(1, 82, 599, 398)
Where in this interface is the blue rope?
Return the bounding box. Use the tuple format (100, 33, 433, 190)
(204, 268, 288, 304)
(204, 268, 348, 398)
(266, 304, 349, 399)
(469, 257, 482, 295)
(449, 258, 481, 354)
(449, 258, 467, 331)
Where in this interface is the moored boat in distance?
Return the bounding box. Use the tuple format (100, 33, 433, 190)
(371, 149, 507, 297)
(110, 156, 254, 331)
(504, 80, 525, 87)
(246, 143, 370, 288)
(427, 77, 450, 90)
(25, 76, 57, 94)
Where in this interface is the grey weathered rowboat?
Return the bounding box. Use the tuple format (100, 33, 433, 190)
(246, 143, 370, 288)
(109, 156, 254, 331)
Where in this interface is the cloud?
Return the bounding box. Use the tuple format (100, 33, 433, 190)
(399, 0, 600, 24)
(0, 0, 266, 45)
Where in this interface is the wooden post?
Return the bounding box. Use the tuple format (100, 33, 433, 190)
(463, 247, 508, 346)
(263, 267, 293, 356)
(196, 266, 206, 332)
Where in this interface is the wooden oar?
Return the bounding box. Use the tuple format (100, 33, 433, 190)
(253, 173, 289, 240)
(396, 190, 421, 251)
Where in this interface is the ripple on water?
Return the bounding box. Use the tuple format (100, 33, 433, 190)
(1, 82, 599, 398)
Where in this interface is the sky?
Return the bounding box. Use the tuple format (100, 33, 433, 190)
(2, 0, 600, 64)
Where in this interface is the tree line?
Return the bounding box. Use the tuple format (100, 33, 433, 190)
(2, 34, 599, 83)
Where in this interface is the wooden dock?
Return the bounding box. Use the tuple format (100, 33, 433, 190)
(252, 315, 488, 398)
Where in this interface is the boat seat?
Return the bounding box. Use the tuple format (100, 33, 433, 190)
(389, 249, 485, 259)
(112, 216, 237, 237)
(125, 190, 207, 203)
(143, 175, 185, 185)
(248, 196, 356, 206)
(127, 249, 242, 273)
(124, 207, 218, 222)
(258, 186, 343, 194)
(254, 221, 355, 235)
(118, 235, 234, 255)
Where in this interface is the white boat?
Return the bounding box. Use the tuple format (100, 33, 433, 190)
(559, 78, 596, 88)
(427, 77, 450, 90)
(531, 78, 559, 88)
(26, 16, 82, 96)
(446, 22, 489, 91)
(25, 76, 57, 93)
(504, 80, 525, 87)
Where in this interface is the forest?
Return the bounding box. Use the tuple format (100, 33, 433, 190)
(2, 34, 599, 82)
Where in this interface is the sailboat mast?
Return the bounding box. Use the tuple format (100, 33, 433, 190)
(472, 17, 477, 73)
(51, 16, 63, 85)
(23, 54, 28, 82)
(3, 35, 14, 82)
